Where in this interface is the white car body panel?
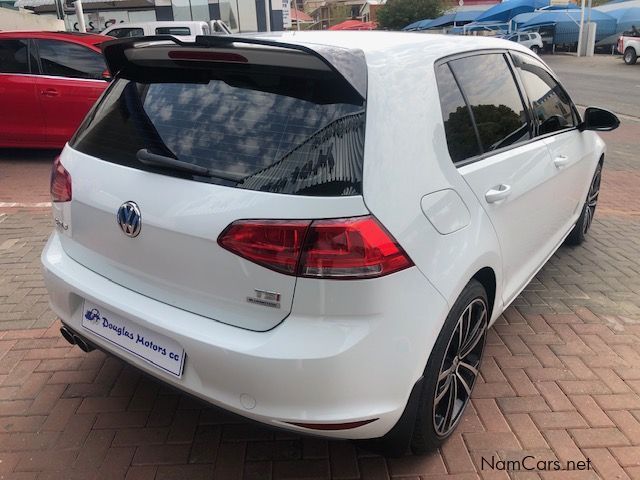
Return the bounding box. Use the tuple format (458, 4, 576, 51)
(42, 32, 608, 439)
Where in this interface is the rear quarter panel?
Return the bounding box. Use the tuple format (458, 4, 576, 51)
(360, 43, 504, 324)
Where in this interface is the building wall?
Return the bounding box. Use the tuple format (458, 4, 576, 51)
(0, 8, 65, 30)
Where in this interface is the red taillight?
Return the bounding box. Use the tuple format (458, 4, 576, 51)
(50, 157, 72, 203)
(218, 220, 311, 275)
(299, 217, 413, 279)
(218, 216, 413, 279)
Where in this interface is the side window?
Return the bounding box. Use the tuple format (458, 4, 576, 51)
(435, 64, 482, 163)
(36, 40, 106, 80)
(449, 53, 530, 154)
(107, 28, 144, 38)
(511, 52, 576, 135)
(0, 39, 35, 74)
(155, 27, 191, 35)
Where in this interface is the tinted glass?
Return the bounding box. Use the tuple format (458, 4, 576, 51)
(108, 28, 144, 38)
(155, 27, 191, 35)
(435, 63, 481, 163)
(36, 40, 106, 80)
(511, 52, 575, 135)
(0, 39, 34, 74)
(449, 54, 530, 153)
(71, 65, 365, 196)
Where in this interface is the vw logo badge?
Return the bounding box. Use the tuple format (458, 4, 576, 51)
(116, 201, 142, 238)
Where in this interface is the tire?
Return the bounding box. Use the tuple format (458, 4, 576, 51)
(624, 47, 637, 65)
(410, 280, 488, 454)
(565, 162, 602, 246)
(531, 45, 540, 54)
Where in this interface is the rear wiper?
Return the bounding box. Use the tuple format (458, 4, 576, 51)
(136, 149, 246, 183)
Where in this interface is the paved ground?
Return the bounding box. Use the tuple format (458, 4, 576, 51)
(543, 53, 640, 119)
(1, 55, 640, 479)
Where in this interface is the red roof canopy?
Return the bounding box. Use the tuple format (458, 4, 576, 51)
(291, 7, 313, 22)
(328, 19, 377, 30)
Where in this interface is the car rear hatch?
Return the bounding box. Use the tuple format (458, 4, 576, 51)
(59, 35, 369, 331)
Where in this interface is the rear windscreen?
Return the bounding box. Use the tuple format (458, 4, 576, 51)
(71, 63, 366, 196)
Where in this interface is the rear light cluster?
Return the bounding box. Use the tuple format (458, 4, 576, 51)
(218, 216, 413, 280)
(50, 157, 72, 203)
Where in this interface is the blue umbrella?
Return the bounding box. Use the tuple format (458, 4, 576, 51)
(403, 18, 434, 30)
(476, 0, 550, 23)
(404, 10, 483, 30)
(517, 9, 617, 43)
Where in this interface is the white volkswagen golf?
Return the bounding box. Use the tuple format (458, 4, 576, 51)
(42, 31, 619, 455)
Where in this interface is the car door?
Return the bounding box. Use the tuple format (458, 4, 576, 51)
(33, 39, 108, 147)
(438, 53, 569, 305)
(510, 51, 595, 236)
(0, 38, 46, 147)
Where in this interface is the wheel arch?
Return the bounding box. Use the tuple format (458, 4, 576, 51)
(472, 267, 497, 320)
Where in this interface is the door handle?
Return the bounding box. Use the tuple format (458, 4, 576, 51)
(40, 88, 59, 97)
(553, 155, 570, 167)
(485, 184, 511, 204)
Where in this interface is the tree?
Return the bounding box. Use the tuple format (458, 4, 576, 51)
(376, 0, 442, 31)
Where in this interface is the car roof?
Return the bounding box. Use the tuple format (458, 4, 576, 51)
(237, 31, 534, 64)
(0, 31, 109, 46)
(105, 21, 208, 29)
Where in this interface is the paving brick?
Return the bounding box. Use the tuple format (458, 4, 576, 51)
(132, 444, 191, 466)
(386, 453, 447, 476)
(506, 414, 548, 450)
(543, 430, 586, 464)
(273, 458, 329, 480)
(593, 394, 640, 410)
(329, 442, 359, 479)
(582, 448, 632, 480)
(608, 411, 640, 445)
(473, 399, 511, 432)
(531, 412, 587, 430)
(441, 434, 475, 474)
(570, 428, 630, 448)
(611, 447, 640, 467)
(497, 396, 550, 414)
(569, 395, 614, 428)
(536, 382, 574, 412)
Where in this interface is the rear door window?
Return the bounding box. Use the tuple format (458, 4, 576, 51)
(448, 53, 530, 154)
(35, 40, 106, 80)
(71, 62, 366, 196)
(435, 63, 482, 163)
(0, 39, 35, 74)
(155, 27, 192, 35)
(107, 28, 144, 38)
(511, 52, 576, 135)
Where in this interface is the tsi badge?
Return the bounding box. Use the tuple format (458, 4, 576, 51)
(117, 201, 142, 238)
(247, 289, 281, 309)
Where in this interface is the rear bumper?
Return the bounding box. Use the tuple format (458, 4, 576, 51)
(42, 231, 449, 439)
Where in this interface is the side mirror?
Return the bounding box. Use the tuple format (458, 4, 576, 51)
(579, 107, 620, 132)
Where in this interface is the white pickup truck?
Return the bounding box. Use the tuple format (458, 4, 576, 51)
(618, 34, 640, 64)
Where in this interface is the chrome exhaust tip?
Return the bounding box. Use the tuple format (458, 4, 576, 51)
(72, 334, 95, 353)
(60, 326, 76, 345)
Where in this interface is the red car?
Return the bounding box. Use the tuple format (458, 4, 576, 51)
(0, 31, 112, 149)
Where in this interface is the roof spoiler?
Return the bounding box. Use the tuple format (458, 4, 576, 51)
(101, 34, 367, 99)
